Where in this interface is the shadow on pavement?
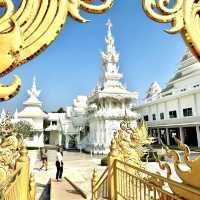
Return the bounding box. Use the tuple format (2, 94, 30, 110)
(38, 181, 50, 200)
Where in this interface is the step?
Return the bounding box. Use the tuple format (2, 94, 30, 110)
(50, 178, 86, 200)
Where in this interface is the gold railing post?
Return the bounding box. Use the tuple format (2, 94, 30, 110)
(92, 169, 98, 200)
(16, 143, 30, 200)
(108, 139, 118, 200)
(29, 173, 36, 200)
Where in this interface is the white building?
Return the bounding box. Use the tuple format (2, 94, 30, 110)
(44, 96, 87, 148)
(0, 77, 48, 147)
(136, 50, 200, 147)
(45, 112, 65, 146)
(0, 20, 138, 153)
(85, 19, 138, 154)
(43, 20, 138, 154)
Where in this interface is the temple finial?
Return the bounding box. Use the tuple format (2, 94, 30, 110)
(28, 76, 41, 98)
(106, 19, 112, 36)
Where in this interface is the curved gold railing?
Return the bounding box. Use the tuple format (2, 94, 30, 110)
(116, 159, 200, 200)
(92, 167, 109, 200)
(92, 120, 200, 200)
(92, 158, 200, 200)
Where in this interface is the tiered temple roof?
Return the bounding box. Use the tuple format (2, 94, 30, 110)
(88, 19, 138, 103)
(162, 49, 200, 95)
(18, 77, 47, 118)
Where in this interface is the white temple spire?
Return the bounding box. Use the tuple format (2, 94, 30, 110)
(1, 109, 6, 119)
(28, 76, 41, 98)
(101, 19, 120, 74)
(18, 77, 47, 119)
(14, 109, 18, 120)
(106, 19, 112, 38)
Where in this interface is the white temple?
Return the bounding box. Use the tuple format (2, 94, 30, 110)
(145, 81, 162, 102)
(1, 77, 48, 147)
(136, 49, 200, 147)
(85, 19, 138, 153)
(0, 20, 138, 153)
(44, 20, 138, 154)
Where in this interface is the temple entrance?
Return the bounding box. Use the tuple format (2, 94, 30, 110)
(169, 128, 180, 146)
(184, 127, 198, 147)
(160, 129, 167, 144)
(151, 128, 159, 144)
(44, 132, 50, 144)
(68, 135, 78, 149)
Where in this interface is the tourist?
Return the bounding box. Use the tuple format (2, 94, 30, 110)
(40, 148, 48, 171)
(56, 148, 63, 182)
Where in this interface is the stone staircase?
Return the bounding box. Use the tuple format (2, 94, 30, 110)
(50, 178, 86, 200)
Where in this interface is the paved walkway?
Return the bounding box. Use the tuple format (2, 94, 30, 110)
(30, 150, 105, 200)
(30, 149, 200, 200)
(50, 179, 85, 200)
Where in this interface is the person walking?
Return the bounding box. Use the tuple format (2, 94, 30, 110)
(40, 148, 48, 171)
(56, 148, 63, 182)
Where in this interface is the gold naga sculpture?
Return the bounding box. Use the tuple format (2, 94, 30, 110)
(0, 117, 19, 181)
(142, 0, 200, 61)
(111, 118, 153, 168)
(0, 0, 113, 101)
(156, 138, 200, 200)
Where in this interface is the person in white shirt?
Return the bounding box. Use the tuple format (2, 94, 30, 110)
(56, 148, 63, 181)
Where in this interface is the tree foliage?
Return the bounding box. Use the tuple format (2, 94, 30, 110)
(14, 120, 35, 139)
(56, 107, 65, 113)
(0, 117, 35, 143)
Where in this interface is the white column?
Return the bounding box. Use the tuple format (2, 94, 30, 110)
(156, 104, 159, 120)
(164, 102, 168, 119)
(179, 127, 184, 144)
(195, 126, 200, 147)
(38, 132, 44, 147)
(58, 132, 62, 146)
(148, 106, 151, 121)
(157, 128, 161, 144)
(194, 94, 198, 116)
(166, 128, 170, 145)
(65, 135, 69, 149)
(109, 100, 112, 110)
(177, 98, 181, 119)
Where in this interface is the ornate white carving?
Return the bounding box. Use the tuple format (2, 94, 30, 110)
(27, 76, 41, 98)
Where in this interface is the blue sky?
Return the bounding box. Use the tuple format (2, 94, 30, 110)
(0, 0, 186, 112)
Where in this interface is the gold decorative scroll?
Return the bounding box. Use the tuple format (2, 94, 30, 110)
(158, 138, 200, 200)
(0, 0, 113, 101)
(142, 0, 200, 61)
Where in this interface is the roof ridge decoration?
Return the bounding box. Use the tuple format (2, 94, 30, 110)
(27, 77, 41, 98)
(142, 0, 200, 63)
(101, 19, 120, 74)
(0, 0, 113, 101)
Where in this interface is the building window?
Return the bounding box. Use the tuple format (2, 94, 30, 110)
(160, 113, 164, 120)
(180, 88, 186, 92)
(183, 108, 193, 117)
(169, 110, 177, 118)
(143, 115, 149, 121)
(152, 114, 156, 120)
(194, 84, 199, 88)
(52, 121, 57, 125)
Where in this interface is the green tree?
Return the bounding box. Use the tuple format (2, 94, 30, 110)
(56, 107, 65, 113)
(14, 120, 35, 139)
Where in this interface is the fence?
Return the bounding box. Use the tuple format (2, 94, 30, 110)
(92, 120, 200, 200)
(92, 158, 200, 200)
(0, 145, 36, 200)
